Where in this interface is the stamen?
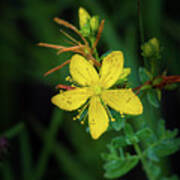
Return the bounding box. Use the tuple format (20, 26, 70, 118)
(103, 103, 115, 122)
(65, 76, 73, 82)
(111, 118, 116, 122)
(80, 112, 88, 125)
(73, 104, 88, 123)
(78, 103, 89, 118)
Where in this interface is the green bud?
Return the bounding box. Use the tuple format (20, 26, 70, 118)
(80, 23, 91, 37)
(141, 38, 161, 59)
(90, 16, 99, 32)
(78, 7, 91, 30)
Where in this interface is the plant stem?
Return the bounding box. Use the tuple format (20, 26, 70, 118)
(34, 108, 63, 180)
(134, 143, 155, 180)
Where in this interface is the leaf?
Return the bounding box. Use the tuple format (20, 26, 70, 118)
(153, 138, 180, 157)
(136, 127, 153, 140)
(146, 147, 160, 162)
(147, 89, 160, 108)
(139, 67, 152, 83)
(146, 161, 161, 179)
(111, 136, 127, 148)
(104, 156, 139, 179)
(124, 123, 134, 136)
(145, 119, 180, 158)
(123, 123, 139, 144)
(157, 119, 178, 139)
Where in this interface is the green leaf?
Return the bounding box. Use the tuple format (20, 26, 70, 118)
(153, 138, 180, 157)
(147, 89, 160, 108)
(123, 123, 139, 144)
(136, 127, 153, 140)
(146, 161, 161, 179)
(144, 120, 180, 158)
(104, 156, 139, 179)
(157, 119, 178, 139)
(139, 67, 152, 83)
(146, 147, 160, 162)
(111, 136, 127, 148)
(124, 123, 134, 136)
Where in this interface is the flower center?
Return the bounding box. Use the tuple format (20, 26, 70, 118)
(93, 86, 102, 95)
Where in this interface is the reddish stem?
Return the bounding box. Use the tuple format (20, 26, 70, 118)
(56, 84, 76, 90)
(133, 75, 180, 92)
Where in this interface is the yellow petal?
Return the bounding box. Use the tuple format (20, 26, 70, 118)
(79, 7, 91, 29)
(88, 96, 109, 139)
(51, 88, 92, 111)
(100, 51, 124, 89)
(70, 54, 99, 86)
(119, 68, 131, 79)
(101, 89, 143, 115)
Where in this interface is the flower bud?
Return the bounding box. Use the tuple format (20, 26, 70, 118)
(141, 38, 160, 59)
(79, 7, 91, 29)
(90, 16, 99, 32)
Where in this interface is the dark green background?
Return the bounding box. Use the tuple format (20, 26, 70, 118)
(0, 0, 180, 179)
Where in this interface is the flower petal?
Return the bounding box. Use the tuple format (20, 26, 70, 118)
(51, 88, 92, 111)
(101, 89, 143, 115)
(88, 96, 109, 139)
(70, 54, 99, 86)
(119, 68, 131, 79)
(100, 51, 124, 89)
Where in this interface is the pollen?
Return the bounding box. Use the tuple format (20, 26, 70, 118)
(80, 121, 84, 125)
(111, 118, 115, 122)
(65, 76, 73, 82)
(121, 113, 125, 118)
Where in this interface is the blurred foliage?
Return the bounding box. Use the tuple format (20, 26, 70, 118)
(0, 0, 180, 179)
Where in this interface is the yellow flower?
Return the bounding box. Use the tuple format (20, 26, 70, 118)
(51, 51, 143, 139)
